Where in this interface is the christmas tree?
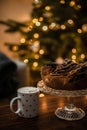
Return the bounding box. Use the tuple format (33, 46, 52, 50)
(0, 0, 87, 85)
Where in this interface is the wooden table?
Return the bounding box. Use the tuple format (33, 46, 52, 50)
(0, 94, 87, 130)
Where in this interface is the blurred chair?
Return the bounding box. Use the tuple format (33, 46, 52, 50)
(0, 52, 29, 98)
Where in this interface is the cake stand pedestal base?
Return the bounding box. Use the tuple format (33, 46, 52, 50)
(55, 104, 85, 121)
(37, 80, 87, 121)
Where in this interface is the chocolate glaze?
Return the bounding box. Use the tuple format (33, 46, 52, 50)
(41, 59, 87, 90)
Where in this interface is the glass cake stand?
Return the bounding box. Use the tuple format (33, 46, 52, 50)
(37, 80, 87, 121)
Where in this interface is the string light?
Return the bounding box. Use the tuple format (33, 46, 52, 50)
(43, 12, 53, 18)
(69, 1, 76, 7)
(45, 6, 51, 11)
(67, 19, 74, 25)
(77, 5, 81, 9)
(20, 38, 26, 43)
(61, 24, 66, 30)
(33, 62, 38, 67)
(42, 25, 48, 31)
(72, 48, 76, 53)
(28, 39, 33, 45)
(72, 55, 76, 60)
(31, 40, 40, 52)
(32, 18, 38, 23)
(33, 33, 39, 38)
(34, 0, 42, 8)
(21, 26, 32, 32)
(81, 54, 85, 59)
(34, 54, 40, 59)
(24, 59, 29, 63)
(60, 0, 65, 4)
(39, 17, 43, 22)
(27, 25, 33, 31)
(77, 28, 82, 33)
(35, 21, 41, 26)
(34, 0, 40, 4)
(39, 93, 45, 97)
(39, 49, 45, 55)
(49, 22, 56, 29)
(12, 46, 18, 51)
(49, 24, 60, 30)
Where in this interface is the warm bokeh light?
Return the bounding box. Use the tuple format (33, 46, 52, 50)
(67, 19, 74, 25)
(39, 93, 45, 97)
(77, 28, 82, 33)
(20, 38, 26, 43)
(39, 17, 43, 22)
(72, 55, 76, 60)
(69, 1, 75, 7)
(39, 49, 45, 55)
(32, 18, 38, 23)
(61, 24, 66, 30)
(34, 54, 40, 59)
(24, 59, 29, 63)
(33, 33, 39, 38)
(33, 62, 38, 67)
(12, 46, 18, 51)
(42, 25, 48, 31)
(45, 6, 51, 11)
(72, 48, 76, 53)
(81, 54, 85, 59)
(60, 0, 65, 4)
(35, 21, 41, 26)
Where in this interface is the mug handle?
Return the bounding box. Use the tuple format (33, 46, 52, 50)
(10, 97, 21, 114)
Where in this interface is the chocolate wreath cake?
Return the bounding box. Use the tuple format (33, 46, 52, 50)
(41, 59, 87, 90)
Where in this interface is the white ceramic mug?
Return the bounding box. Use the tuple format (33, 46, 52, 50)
(10, 87, 39, 118)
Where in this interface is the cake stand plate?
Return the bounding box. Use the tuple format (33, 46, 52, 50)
(37, 80, 87, 121)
